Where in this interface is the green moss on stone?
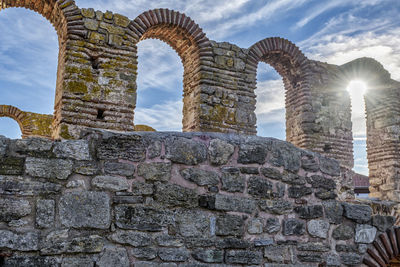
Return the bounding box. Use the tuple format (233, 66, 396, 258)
(66, 81, 88, 94)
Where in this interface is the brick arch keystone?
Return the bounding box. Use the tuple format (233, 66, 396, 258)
(363, 227, 400, 266)
(247, 37, 315, 150)
(0, 105, 32, 137)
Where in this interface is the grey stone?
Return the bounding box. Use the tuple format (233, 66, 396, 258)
(323, 201, 343, 224)
(260, 167, 282, 180)
(215, 194, 256, 214)
(216, 214, 245, 237)
(185, 237, 216, 248)
(148, 140, 162, 159)
(92, 175, 129, 191)
(336, 244, 358, 252)
(0, 136, 8, 157)
(225, 250, 263, 265)
(137, 162, 171, 182)
(288, 186, 312, 198)
(240, 167, 259, 174)
(0, 230, 39, 251)
(110, 230, 152, 247)
(221, 167, 245, 192)
(265, 217, 281, 233)
(8, 218, 28, 227)
(0, 176, 61, 196)
(0, 198, 31, 222)
(74, 161, 99, 175)
(372, 215, 395, 231)
(113, 194, 144, 204)
(254, 239, 274, 246)
(0, 157, 24, 175)
(355, 224, 377, 243)
(180, 168, 220, 186)
(177, 210, 211, 237)
(62, 256, 94, 267)
(131, 248, 157, 260)
(156, 235, 184, 247)
(41, 234, 104, 255)
(36, 199, 55, 228)
(297, 252, 323, 263)
(264, 245, 293, 263)
(208, 139, 234, 165)
(306, 175, 336, 189)
(247, 176, 273, 198)
(297, 242, 330, 252)
(282, 173, 306, 185)
(283, 219, 305, 235)
(59, 191, 110, 229)
(301, 152, 319, 172)
(131, 182, 154, 195)
(154, 183, 198, 208)
(269, 141, 301, 172)
(53, 140, 91, 160)
(158, 248, 189, 262)
(97, 247, 129, 267)
(97, 135, 147, 162)
(319, 156, 340, 176)
(115, 205, 172, 231)
(295, 205, 323, 219)
(4, 256, 59, 267)
(315, 189, 337, 200)
(104, 161, 135, 177)
(307, 219, 330, 238)
(25, 157, 73, 180)
(216, 238, 251, 249)
(248, 218, 264, 234)
(192, 249, 224, 263)
(259, 200, 293, 214)
(340, 253, 361, 265)
(332, 224, 354, 240)
(165, 137, 207, 165)
(14, 138, 52, 153)
(326, 253, 341, 266)
(342, 203, 372, 223)
(238, 141, 269, 164)
(134, 262, 176, 267)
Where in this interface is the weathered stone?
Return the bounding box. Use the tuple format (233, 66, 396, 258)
(0, 198, 31, 222)
(264, 245, 293, 263)
(180, 168, 220, 186)
(113, 194, 144, 204)
(355, 224, 377, 243)
(208, 139, 234, 165)
(115, 205, 172, 231)
(225, 250, 262, 265)
(137, 162, 171, 182)
(240, 167, 259, 174)
(288, 185, 312, 198)
(214, 194, 256, 214)
(254, 239, 274, 246)
(336, 244, 358, 252)
(114, 13, 130, 27)
(221, 167, 245, 192)
(295, 205, 323, 219)
(306, 175, 336, 189)
(36, 199, 55, 228)
(185, 237, 216, 248)
(238, 142, 269, 164)
(372, 215, 395, 231)
(323, 201, 343, 224)
(59, 191, 110, 229)
(326, 253, 341, 266)
(260, 167, 282, 180)
(177, 210, 211, 237)
(342, 203, 372, 223)
(97, 247, 129, 267)
(131, 248, 157, 260)
(165, 137, 207, 165)
(110, 230, 152, 247)
(282, 173, 306, 185)
(74, 161, 99, 175)
(134, 262, 176, 267)
(315, 189, 337, 200)
(4, 256, 59, 267)
(131, 182, 154, 195)
(301, 152, 319, 172)
(269, 141, 301, 172)
(104, 161, 135, 177)
(148, 140, 162, 159)
(154, 183, 198, 208)
(192, 249, 224, 263)
(62, 256, 93, 267)
(25, 157, 73, 180)
(0, 176, 61, 196)
(297, 252, 323, 263)
(0, 136, 8, 157)
(53, 140, 91, 160)
(332, 224, 354, 240)
(97, 135, 146, 162)
(283, 219, 305, 235)
(247, 176, 274, 197)
(92, 175, 129, 191)
(158, 248, 189, 262)
(156, 235, 184, 247)
(259, 200, 293, 214)
(265, 217, 281, 233)
(307, 219, 330, 238)
(297, 242, 330, 252)
(216, 214, 244, 237)
(248, 218, 264, 234)
(340, 253, 361, 265)
(0, 157, 24, 175)
(0, 230, 39, 251)
(216, 238, 251, 249)
(319, 156, 340, 176)
(41, 235, 104, 255)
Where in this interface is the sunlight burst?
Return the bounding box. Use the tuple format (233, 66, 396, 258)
(346, 80, 368, 95)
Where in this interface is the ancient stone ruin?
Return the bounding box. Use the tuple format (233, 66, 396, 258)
(1, 0, 400, 266)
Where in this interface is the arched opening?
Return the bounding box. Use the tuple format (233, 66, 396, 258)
(135, 39, 184, 131)
(255, 62, 285, 140)
(0, 117, 22, 139)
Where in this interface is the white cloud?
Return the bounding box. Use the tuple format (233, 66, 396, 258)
(255, 79, 285, 124)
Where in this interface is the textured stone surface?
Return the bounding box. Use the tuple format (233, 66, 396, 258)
(221, 167, 245, 192)
(4, 256, 59, 267)
(283, 219, 305, 235)
(214, 194, 256, 214)
(323, 201, 343, 224)
(225, 250, 263, 264)
(154, 183, 198, 208)
(259, 200, 293, 214)
(92, 175, 129, 191)
(165, 137, 207, 165)
(332, 223, 354, 240)
(137, 162, 171, 182)
(0, 230, 39, 251)
(97, 247, 129, 267)
(180, 168, 220, 186)
(247, 176, 273, 197)
(265, 217, 281, 233)
(238, 142, 269, 164)
(59, 191, 110, 229)
(295, 205, 323, 219)
(307, 219, 330, 238)
(158, 248, 189, 262)
(41, 235, 104, 255)
(208, 139, 234, 165)
(0, 157, 24, 175)
(36, 199, 55, 228)
(264, 245, 293, 263)
(343, 203, 372, 223)
(192, 249, 224, 263)
(25, 157, 73, 180)
(0, 176, 61, 196)
(110, 230, 152, 247)
(372, 215, 395, 231)
(216, 214, 245, 237)
(53, 140, 91, 160)
(0, 198, 31, 222)
(97, 135, 146, 162)
(355, 224, 377, 243)
(104, 161, 136, 177)
(62, 256, 94, 267)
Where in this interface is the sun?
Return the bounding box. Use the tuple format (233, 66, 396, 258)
(346, 80, 368, 95)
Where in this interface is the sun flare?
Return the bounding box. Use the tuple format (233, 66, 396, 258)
(346, 80, 368, 95)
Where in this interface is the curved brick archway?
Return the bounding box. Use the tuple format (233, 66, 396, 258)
(247, 37, 315, 150)
(363, 227, 400, 266)
(128, 9, 213, 131)
(0, 105, 33, 138)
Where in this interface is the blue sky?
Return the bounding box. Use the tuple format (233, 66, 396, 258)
(1, 0, 400, 175)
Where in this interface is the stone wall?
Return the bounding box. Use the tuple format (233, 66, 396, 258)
(0, 130, 397, 266)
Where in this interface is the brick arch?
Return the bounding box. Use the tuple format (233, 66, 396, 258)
(0, 105, 31, 137)
(363, 227, 400, 266)
(128, 9, 213, 131)
(247, 37, 315, 149)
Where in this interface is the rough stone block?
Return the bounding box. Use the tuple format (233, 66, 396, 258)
(97, 135, 146, 162)
(294, 205, 323, 219)
(104, 161, 135, 177)
(0, 176, 61, 196)
(332, 224, 354, 240)
(158, 248, 189, 262)
(260, 167, 282, 180)
(154, 183, 198, 208)
(110, 230, 152, 247)
(225, 250, 262, 265)
(340, 253, 361, 265)
(192, 249, 224, 263)
(306, 175, 336, 189)
(283, 219, 305, 235)
(0, 157, 24, 175)
(265, 217, 281, 233)
(221, 167, 245, 192)
(41, 234, 104, 255)
(137, 162, 171, 182)
(319, 156, 340, 176)
(36, 199, 55, 228)
(372, 215, 395, 231)
(248, 218, 264, 234)
(208, 139, 234, 165)
(4, 256, 58, 267)
(165, 137, 207, 165)
(282, 173, 306, 185)
(180, 168, 220, 186)
(53, 140, 91, 160)
(238, 141, 269, 164)
(288, 185, 312, 198)
(307, 219, 330, 238)
(355, 224, 377, 243)
(92, 175, 129, 191)
(214, 194, 256, 214)
(25, 157, 73, 180)
(97, 247, 129, 267)
(0, 230, 39, 251)
(247, 176, 273, 197)
(216, 214, 244, 237)
(269, 141, 301, 172)
(342, 203, 372, 223)
(0, 198, 31, 222)
(62, 256, 94, 267)
(59, 191, 110, 229)
(259, 199, 293, 214)
(323, 201, 343, 224)
(156, 235, 184, 247)
(177, 210, 211, 237)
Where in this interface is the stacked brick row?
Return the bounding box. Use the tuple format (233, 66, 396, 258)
(0, 130, 396, 266)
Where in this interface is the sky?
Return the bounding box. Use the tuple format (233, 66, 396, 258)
(1, 0, 400, 176)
